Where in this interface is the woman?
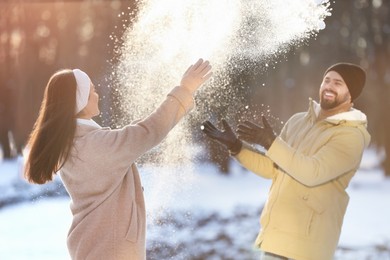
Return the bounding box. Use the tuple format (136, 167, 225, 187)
(24, 59, 212, 259)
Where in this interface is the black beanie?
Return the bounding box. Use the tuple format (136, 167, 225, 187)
(324, 63, 366, 101)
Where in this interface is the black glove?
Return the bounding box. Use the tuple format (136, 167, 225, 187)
(201, 120, 242, 154)
(236, 116, 276, 150)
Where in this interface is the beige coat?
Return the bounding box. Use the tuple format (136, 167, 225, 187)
(60, 86, 194, 260)
(235, 99, 371, 260)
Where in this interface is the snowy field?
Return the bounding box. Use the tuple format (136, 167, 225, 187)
(0, 149, 390, 259)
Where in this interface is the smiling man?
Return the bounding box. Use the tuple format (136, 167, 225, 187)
(318, 63, 366, 120)
(201, 62, 371, 260)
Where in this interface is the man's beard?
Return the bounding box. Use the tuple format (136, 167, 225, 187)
(320, 91, 347, 110)
(320, 98, 338, 110)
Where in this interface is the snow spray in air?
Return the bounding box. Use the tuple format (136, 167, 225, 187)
(111, 0, 331, 217)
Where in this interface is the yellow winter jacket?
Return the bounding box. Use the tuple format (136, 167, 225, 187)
(235, 99, 371, 260)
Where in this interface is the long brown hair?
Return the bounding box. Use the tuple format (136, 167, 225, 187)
(25, 69, 78, 184)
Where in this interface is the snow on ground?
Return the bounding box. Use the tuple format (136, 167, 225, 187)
(0, 149, 390, 259)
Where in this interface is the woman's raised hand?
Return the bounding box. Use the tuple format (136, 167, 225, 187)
(180, 59, 212, 94)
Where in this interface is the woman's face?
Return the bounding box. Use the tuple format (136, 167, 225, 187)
(78, 83, 100, 119)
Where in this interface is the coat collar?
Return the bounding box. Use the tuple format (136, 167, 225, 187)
(75, 119, 109, 137)
(307, 98, 368, 126)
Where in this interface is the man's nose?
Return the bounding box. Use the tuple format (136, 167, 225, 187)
(324, 83, 335, 90)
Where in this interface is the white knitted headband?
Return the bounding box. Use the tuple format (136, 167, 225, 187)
(73, 69, 91, 114)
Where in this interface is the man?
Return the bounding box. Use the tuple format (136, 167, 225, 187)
(202, 63, 371, 260)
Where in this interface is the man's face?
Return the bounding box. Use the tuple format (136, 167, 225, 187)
(319, 71, 351, 110)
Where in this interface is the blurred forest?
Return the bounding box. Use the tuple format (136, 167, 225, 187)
(1, 0, 389, 176)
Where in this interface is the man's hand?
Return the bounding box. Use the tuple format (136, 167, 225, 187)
(201, 120, 242, 154)
(237, 116, 276, 150)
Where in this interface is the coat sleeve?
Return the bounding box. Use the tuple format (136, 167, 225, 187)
(266, 127, 366, 187)
(87, 86, 194, 172)
(234, 143, 277, 179)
